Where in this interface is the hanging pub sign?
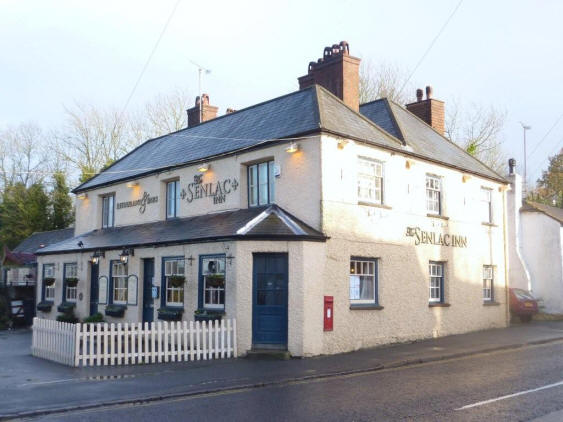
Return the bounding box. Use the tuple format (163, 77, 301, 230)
(181, 174, 239, 205)
(116, 192, 158, 214)
(405, 226, 468, 248)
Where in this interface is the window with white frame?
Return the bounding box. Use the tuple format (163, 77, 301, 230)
(166, 180, 180, 219)
(64, 263, 78, 302)
(349, 258, 378, 305)
(248, 161, 275, 207)
(43, 264, 55, 301)
(426, 175, 441, 215)
(112, 262, 128, 304)
(201, 256, 226, 310)
(164, 258, 185, 306)
(357, 158, 383, 204)
(483, 265, 494, 301)
(429, 262, 444, 303)
(102, 195, 115, 228)
(480, 188, 492, 223)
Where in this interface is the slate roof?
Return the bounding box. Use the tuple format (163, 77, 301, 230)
(521, 201, 563, 224)
(75, 84, 506, 193)
(36, 205, 326, 255)
(3, 248, 36, 266)
(12, 228, 75, 255)
(360, 99, 505, 182)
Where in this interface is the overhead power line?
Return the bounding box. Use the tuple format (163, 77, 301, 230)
(527, 111, 563, 159)
(399, 0, 464, 97)
(113, 0, 182, 132)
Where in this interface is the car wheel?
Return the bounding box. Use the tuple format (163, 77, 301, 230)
(520, 315, 533, 323)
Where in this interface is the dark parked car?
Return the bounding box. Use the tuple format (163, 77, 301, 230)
(509, 288, 539, 322)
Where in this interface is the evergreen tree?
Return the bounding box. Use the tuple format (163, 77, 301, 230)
(51, 171, 74, 229)
(530, 149, 563, 208)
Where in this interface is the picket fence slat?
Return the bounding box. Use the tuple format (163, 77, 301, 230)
(32, 317, 237, 367)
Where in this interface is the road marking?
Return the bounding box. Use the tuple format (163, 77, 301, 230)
(455, 380, 563, 410)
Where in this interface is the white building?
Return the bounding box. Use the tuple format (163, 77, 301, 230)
(507, 161, 563, 314)
(35, 42, 510, 357)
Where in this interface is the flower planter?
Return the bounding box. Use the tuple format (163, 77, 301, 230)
(57, 302, 75, 313)
(104, 304, 126, 318)
(44, 277, 55, 286)
(65, 277, 79, 287)
(157, 307, 183, 321)
(168, 276, 185, 288)
(36, 301, 53, 312)
(194, 309, 224, 323)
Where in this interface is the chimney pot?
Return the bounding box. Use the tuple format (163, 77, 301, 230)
(416, 88, 424, 102)
(509, 158, 516, 175)
(298, 41, 361, 111)
(187, 93, 218, 128)
(426, 86, 433, 99)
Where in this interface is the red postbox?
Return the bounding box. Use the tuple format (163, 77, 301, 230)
(324, 296, 334, 331)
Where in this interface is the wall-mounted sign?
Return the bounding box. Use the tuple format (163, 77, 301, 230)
(406, 226, 468, 248)
(117, 192, 158, 214)
(181, 174, 239, 205)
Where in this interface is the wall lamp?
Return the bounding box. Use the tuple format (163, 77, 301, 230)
(77, 193, 88, 200)
(126, 181, 139, 188)
(119, 248, 134, 264)
(91, 250, 105, 265)
(197, 163, 210, 172)
(285, 142, 299, 153)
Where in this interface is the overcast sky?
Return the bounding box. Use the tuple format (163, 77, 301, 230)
(1, 0, 562, 183)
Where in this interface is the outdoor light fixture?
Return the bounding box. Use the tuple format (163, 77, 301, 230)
(91, 250, 105, 265)
(197, 163, 210, 172)
(77, 193, 88, 200)
(126, 181, 139, 188)
(285, 142, 299, 153)
(119, 248, 134, 264)
(337, 139, 348, 150)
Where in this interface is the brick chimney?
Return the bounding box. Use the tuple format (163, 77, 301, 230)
(405, 86, 445, 135)
(187, 94, 218, 128)
(298, 41, 361, 111)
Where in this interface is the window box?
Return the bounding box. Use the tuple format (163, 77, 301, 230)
(57, 302, 75, 313)
(104, 304, 126, 318)
(194, 309, 224, 323)
(157, 306, 183, 321)
(44, 277, 55, 286)
(168, 275, 186, 288)
(56, 312, 78, 323)
(36, 301, 53, 312)
(65, 277, 79, 287)
(428, 302, 451, 308)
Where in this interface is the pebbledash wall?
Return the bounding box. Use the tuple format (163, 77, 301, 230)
(36, 132, 509, 357)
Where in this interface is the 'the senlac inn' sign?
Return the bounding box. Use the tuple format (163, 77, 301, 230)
(405, 226, 468, 248)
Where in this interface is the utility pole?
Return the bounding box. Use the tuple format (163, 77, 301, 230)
(189, 59, 211, 122)
(520, 122, 531, 198)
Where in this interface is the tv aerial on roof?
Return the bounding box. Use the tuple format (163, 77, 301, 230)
(188, 58, 212, 122)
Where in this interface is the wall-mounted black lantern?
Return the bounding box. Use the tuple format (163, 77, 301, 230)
(119, 248, 134, 264)
(91, 250, 105, 265)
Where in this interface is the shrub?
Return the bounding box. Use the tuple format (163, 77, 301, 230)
(82, 313, 104, 324)
(56, 310, 78, 324)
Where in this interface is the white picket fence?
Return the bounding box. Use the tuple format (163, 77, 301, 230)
(32, 317, 237, 367)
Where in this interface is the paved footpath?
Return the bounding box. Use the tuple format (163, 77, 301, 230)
(1, 321, 563, 420)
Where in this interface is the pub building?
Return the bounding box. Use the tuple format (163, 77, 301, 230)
(36, 42, 509, 357)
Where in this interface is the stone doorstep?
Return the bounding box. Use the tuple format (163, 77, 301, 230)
(245, 349, 292, 360)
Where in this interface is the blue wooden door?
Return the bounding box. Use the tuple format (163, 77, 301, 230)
(89, 263, 99, 316)
(143, 259, 155, 323)
(252, 253, 288, 348)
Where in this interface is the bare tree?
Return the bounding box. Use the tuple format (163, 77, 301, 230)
(359, 60, 413, 105)
(359, 63, 507, 173)
(0, 122, 47, 190)
(445, 99, 507, 174)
